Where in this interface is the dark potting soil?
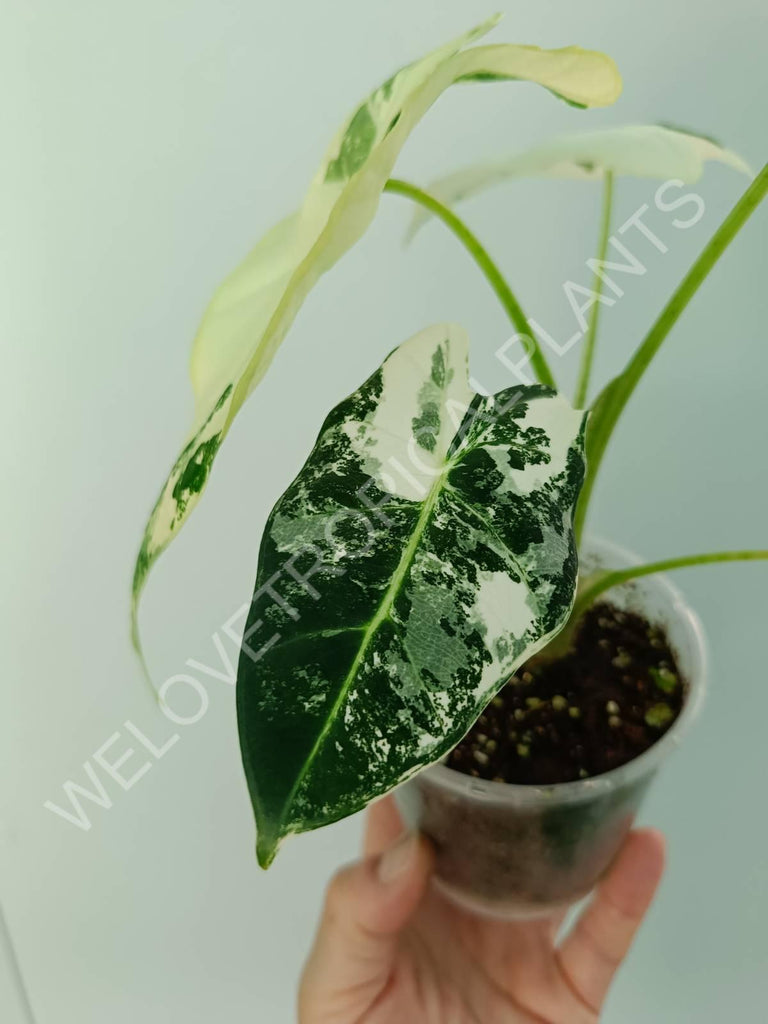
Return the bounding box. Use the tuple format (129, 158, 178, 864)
(448, 601, 685, 785)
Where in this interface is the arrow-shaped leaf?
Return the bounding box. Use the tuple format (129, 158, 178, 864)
(406, 124, 751, 241)
(236, 324, 587, 865)
(132, 19, 621, 657)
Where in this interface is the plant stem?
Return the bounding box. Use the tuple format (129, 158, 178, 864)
(575, 162, 768, 541)
(536, 549, 768, 663)
(384, 177, 556, 389)
(573, 550, 768, 624)
(574, 171, 613, 409)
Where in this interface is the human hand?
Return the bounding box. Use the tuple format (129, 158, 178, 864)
(299, 797, 665, 1023)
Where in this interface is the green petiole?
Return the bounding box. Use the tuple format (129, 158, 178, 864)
(573, 170, 614, 409)
(575, 162, 768, 541)
(385, 177, 556, 389)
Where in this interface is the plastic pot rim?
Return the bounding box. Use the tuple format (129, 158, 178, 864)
(417, 535, 708, 810)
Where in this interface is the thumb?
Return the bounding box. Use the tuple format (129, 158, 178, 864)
(299, 831, 433, 1023)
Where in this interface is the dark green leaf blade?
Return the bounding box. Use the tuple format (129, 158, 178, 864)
(236, 324, 587, 865)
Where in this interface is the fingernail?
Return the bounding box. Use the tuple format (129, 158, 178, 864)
(377, 833, 417, 884)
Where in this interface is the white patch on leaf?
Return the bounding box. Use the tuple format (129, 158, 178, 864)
(343, 325, 474, 500)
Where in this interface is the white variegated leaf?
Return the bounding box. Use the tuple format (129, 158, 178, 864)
(132, 19, 621, 652)
(236, 324, 587, 865)
(407, 124, 752, 240)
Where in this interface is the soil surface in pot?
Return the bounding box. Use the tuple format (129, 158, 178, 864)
(448, 601, 685, 785)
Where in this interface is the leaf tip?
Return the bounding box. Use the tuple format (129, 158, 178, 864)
(130, 583, 161, 703)
(594, 51, 623, 107)
(256, 832, 280, 869)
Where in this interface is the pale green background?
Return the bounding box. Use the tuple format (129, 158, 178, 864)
(2, 1, 766, 1021)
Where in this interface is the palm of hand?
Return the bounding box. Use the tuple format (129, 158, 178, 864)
(370, 884, 608, 1024)
(300, 798, 664, 1024)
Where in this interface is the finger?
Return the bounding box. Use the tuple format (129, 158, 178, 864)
(299, 831, 433, 1023)
(557, 828, 666, 1015)
(364, 795, 404, 856)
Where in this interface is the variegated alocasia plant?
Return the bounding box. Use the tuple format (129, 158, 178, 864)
(402, 122, 753, 409)
(134, 17, 768, 865)
(403, 121, 768, 641)
(405, 123, 752, 244)
(130, 15, 622, 658)
(238, 324, 587, 865)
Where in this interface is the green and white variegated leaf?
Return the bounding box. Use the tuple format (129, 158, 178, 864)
(406, 124, 752, 240)
(132, 17, 621, 654)
(236, 324, 587, 866)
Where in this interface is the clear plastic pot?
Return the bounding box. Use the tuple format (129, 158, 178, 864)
(394, 538, 707, 920)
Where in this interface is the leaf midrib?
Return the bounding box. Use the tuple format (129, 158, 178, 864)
(275, 467, 449, 835)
